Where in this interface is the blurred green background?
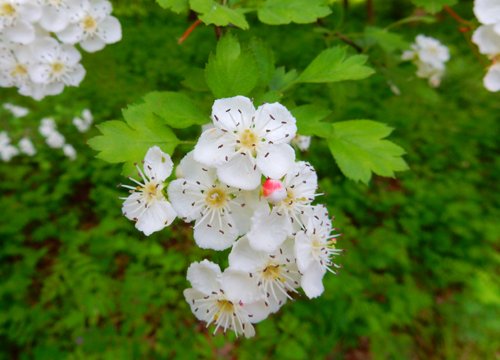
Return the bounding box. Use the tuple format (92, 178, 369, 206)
(1, 0, 499, 359)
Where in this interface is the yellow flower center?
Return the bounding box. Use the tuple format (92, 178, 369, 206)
(214, 300, 234, 321)
(51, 62, 65, 74)
(238, 129, 258, 152)
(205, 187, 227, 209)
(82, 15, 97, 31)
(142, 182, 162, 203)
(262, 264, 285, 282)
(11, 64, 27, 77)
(0, 3, 16, 16)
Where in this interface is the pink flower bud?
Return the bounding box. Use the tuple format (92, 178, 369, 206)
(262, 178, 287, 204)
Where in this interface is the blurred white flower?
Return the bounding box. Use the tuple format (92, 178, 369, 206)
(0, 131, 19, 161)
(472, 25, 500, 56)
(73, 108, 93, 132)
(62, 143, 76, 160)
(3, 102, 29, 118)
(184, 260, 271, 338)
(474, 0, 500, 26)
(194, 96, 297, 190)
(121, 146, 177, 236)
(18, 136, 36, 156)
(168, 151, 259, 250)
(37, 0, 83, 33)
(45, 130, 65, 148)
(484, 63, 500, 91)
(38, 117, 56, 136)
(0, 0, 41, 44)
(292, 135, 311, 152)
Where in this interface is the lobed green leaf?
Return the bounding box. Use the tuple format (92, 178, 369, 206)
(190, 0, 249, 29)
(258, 0, 331, 25)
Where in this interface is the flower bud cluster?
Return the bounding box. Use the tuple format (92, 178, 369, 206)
(471, 0, 500, 92)
(0, 0, 122, 100)
(402, 35, 450, 87)
(120, 96, 342, 338)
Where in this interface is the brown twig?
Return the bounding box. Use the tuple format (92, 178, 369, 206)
(443, 5, 474, 27)
(178, 19, 202, 45)
(335, 32, 363, 53)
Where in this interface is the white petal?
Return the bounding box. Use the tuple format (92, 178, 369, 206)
(167, 179, 202, 221)
(39, 6, 69, 32)
(193, 128, 236, 166)
(254, 102, 297, 143)
(472, 25, 500, 55)
(217, 153, 261, 190)
(80, 36, 106, 53)
(243, 300, 272, 323)
(228, 189, 261, 234)
(484, 64, 500, 92)
(144, 146, 173, 182)
(4, 21, 35, 44)
(61, 45, 82, 66)
(97, 16, 122, 44)
(186, 259, 222, 294)
(183, 288, 208, 321)
(29, 64, 51, 84)
(177, 151, 216, 185)
(247, 206, 292, 252)
(135, 199, 176, 236)
(18, 3, 42, 22)
(284, 161, 317, 200)
(301, 262, 326, 299)
(56, 24, 83, 44)
(193, 211, 238, 250)
(294, 231, 314, 272)
(474, 0, 500, 25)
(65, 64, 86, 86)
(221, 269, 261, 303)
(256, 143, 295, 180)
(212, 96, 255, 131)
(228, 236, 268, 272)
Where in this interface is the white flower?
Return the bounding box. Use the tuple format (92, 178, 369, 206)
(415, 61, 445, 88)
(45, 130, 65, 148)
(39, 117, 56, 136)
(484, 62, 500, 91)
(474, 0, 500, 26)
(184, 260, 271, 338)
(0, 0, 41, 44)
(0, 44, 33, 90)
(28, 37, 85, 92)
(37, 0, 84, 33)
(56, 0, 122, 53)
(294, 205, 341, 299)
(292, 135, 311, 152)
(63, 143, 76, 160)
(3, 102, 29, 118)
(168, 151, 259, 250)
(472, 25, 500, 56)
(228, 236, 301, 312)
(121, 146, 177, 236)
(73, 108, 93, 132)
(194, 96, 297, 190)
(18, 136, 35, 156)
(414, 35, 450, 68)
(0, 131, 19, 161)
(247, 161, 318, 253)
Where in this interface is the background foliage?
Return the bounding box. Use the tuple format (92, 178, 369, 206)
(1, 0, 499, 359)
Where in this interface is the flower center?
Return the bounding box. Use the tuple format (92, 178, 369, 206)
(51, 62, 65, 74)
(142, 181, 163, 203)
(214, 299, 234, 320)
(82, 15, 97, 32)
(0, 3, 16, 17)
(238, 129, 258, 152)
(262, 264, 284, 282)
(11, 64, 27, 77)
(205, 187, 227, 209)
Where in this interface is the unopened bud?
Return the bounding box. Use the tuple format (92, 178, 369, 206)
(262, 178, 287, 204)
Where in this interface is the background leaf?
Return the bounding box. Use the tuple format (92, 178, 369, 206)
(156, 0, 188, 13)
(258, 0, 331, 25)
(190, 0, 249, 29)
(411, 0, 457, 14)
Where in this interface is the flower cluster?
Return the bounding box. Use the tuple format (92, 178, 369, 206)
(402, 35, 450, 87)
(39, 117, 76, 159)
(472, 0, 500, 92)
(0, 0, 122, 100)
(120, 96, 342, 338)
(0, 131, 20, 161)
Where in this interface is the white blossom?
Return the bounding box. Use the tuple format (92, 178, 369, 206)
(484, 62, 500, 91)
(62, 143, 76, 160)
(472, 25, 500, 56)
(292, 135, 311, 152)
(294, 205, 342, 299)
(45, 130, 65, 148)
(56, 0, 122, 53)
(229, 236, 301, 312)
(121, 146, 177, 236)
(0, 0, 41, 44)
(73, 108, 93, 132)
(3, 102, 29, 118)
(38, 117, 56, 136)
(194, 96, 297, 190)
(474, 0, 500, 26)
(168, 151, 259, 250)
(247, 161, 318, 253)
(37, 0, 83, 33)
(18, 136, 36, 156)
(184, 260, 271, 338)
(0, 131, 19, 161)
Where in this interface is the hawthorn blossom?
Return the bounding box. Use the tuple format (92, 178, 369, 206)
(294, 205, 342, 299)
(474, 0, 500, 26)
(56, 0, 122, 53)
(472, 25, 500, 56)
(0, 131, 19, 161)
(121, 146, 177, 236)
(229, 236, 301, 312)
(484, 62, 500, 91)
(73, 108, 93, 132)
(292, 135, 311, 152)
(37, 0, 83, 33)
(247, 161, 318, 253)
(0, 0, 41, 44)
(0, 43, 33, 90)
(63, 143, 76, 160)
(194, 96, 297, 190)
(18, 136, 35, 156)
(184, 260, 271, 338)
(168, 151, 259, 250)
(38, 117, 56, 136)
(3, 103, 29, 118)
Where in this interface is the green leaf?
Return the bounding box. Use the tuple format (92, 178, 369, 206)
(291, 105, 332, 137)
(269, 66, 298, 91)
(190, 0, 249, 29)
(88, 104, 180, 174)
(296, 47, 375, 84)
(364, 26, 409, 53)
(258, 0, 331, 25)
(156, 0, 188, 13)
(327, 120, 409, 183)
(204, 34, 259, 98)
(248, 38, 276, 87)
(143, 91, 208, 129)
(411, 0, 457, 13)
